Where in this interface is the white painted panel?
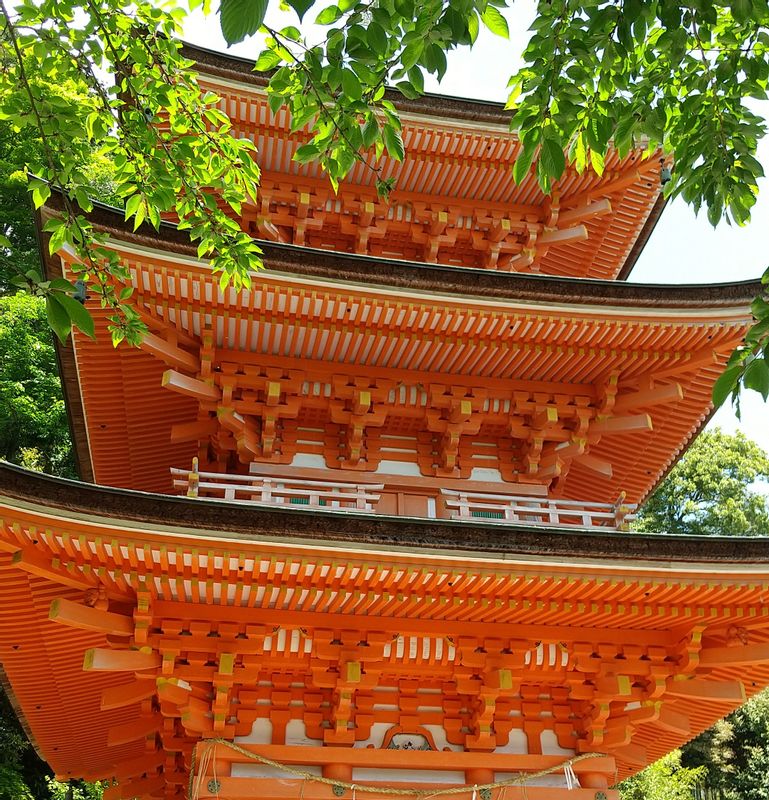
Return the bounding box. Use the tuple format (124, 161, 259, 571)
(468, 468, 504, 481)
(496, 728, 529, 754)
(376, 460, 421, 476)
(285, 719, 322, 747)
(540, 729, 574, 756)
(232, 764, 322, 779)
(352, 769, 465, 784)
(353, 722, 392, 749)
(236, 717, 272, 744)
(288, 452, 327, 469)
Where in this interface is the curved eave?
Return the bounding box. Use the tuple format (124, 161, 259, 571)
(180, 42, 524, 128)
(3, 461, 769, 567)
(39, 195, 763, 310)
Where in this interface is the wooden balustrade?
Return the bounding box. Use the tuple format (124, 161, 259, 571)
(171, 460, 382, 512)
(441, 489, 636, 530)
(171, 461, 635, 529)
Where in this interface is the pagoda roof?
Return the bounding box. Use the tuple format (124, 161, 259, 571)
(2, 460, 769, 786)
(40, 197, 758, 505)
(181, 42, 665, 281)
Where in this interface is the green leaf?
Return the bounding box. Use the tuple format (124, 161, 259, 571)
(254, 50, 282, 71)
(316, 4, 342, 24)
(712, 364, 742, 407)
(286, 0, 314, 20)
(540, 136, 566, 181)
(361, 115, 379, 148)
(219, 0, 268, 45)
(590, 148, 605, 177)
(467, 11, 479, 44)
(367, 22, 387, 54)
(396, 81, 419, 100)
(382, 125, 405, 161)
(293, 143, 321, 163)
(54, 292, 96, 339)
(45, 295, 72, 344)
(744, 357, 769, 399)
(512, 143, 536, 185)
(481, 6, 509, 38)
(341, 68, 362, 101)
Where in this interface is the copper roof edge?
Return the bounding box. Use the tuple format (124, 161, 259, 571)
(180, 42, 517, 125)
(3, 460, 769, 562)
(40, 193, 763, 310)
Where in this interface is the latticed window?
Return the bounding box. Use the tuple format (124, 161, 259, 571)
(470, 510, 504, 520)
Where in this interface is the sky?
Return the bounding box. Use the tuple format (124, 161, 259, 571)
(183, 4, 769, 453)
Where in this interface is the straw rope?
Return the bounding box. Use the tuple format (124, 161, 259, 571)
(188, 739, 608, 800)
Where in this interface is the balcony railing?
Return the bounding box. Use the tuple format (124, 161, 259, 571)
(171, 460, 382, 512)
(441, 489, 636, 530)
(171, 460, 636, 530)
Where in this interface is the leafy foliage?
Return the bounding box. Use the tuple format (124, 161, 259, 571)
(1, 0, 262, 346)
(0, 686, 51, 800)
(681, 689, 769, 800)
(635, 428, 769, 536)
(619, 750, 705, 800)
(0, 293, 75, 476)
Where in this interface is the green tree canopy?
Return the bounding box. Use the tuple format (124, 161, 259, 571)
(0, 293, 74, 476)
(620, 750, 705, 800)
(635, 428, 769, 536)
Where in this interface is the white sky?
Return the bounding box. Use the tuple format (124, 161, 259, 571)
(184, 3, 769, 453)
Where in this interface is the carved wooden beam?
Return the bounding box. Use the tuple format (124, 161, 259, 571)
(101, 680, 157, 711)
(49, 597, 133, 636)
(139, 331, 199, 373)
(83, 648, 161, 672)
(558, 198, 612, 227)
(613, 382, 683, 413)
(665, 678, 745, 702)
(591, 414, 653, 435)
(162, 370, 220, 402)
(170, 418, 218, 443)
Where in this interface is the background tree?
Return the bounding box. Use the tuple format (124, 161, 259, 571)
(0, 293, 75, 476)
(626, 429, 769, 799)
(619, 751, 705, 800)
(635, 428, 769, 536)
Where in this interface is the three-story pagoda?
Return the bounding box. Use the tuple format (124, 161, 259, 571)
(2, 43, 769, 800)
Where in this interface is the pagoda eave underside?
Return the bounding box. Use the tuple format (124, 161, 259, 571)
(179, 42, 664, 281)
(3, 463, 769, 791)
(41, 201, 757, 503)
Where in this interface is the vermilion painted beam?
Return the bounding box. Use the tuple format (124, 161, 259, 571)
(150, 600, 680, 646)
(574, 453, 613, 478)
(161, 369, 220, 401)
(590, 414, 653, 434)
(203, 743, 616, 775)
(656, 706, 691, 735)
(557, 199, 612, 227)
(195, 778, 617, 800)
(83, 647, 161, 672)
(139, 331, 199, 373)
(11, 549, 96, 591)
(170, 418, 219, 443)
(538, 225, 588, 246)
(699, 641, 769, 668)
(665, 678, 745, 702)
(613, 383, 683, 413)
(49, 597, 133, 636)
(100, 680, 157, 711)
(106, 716, 160, 747)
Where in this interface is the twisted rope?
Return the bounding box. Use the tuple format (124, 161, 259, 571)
(188, 739, 607, 800)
